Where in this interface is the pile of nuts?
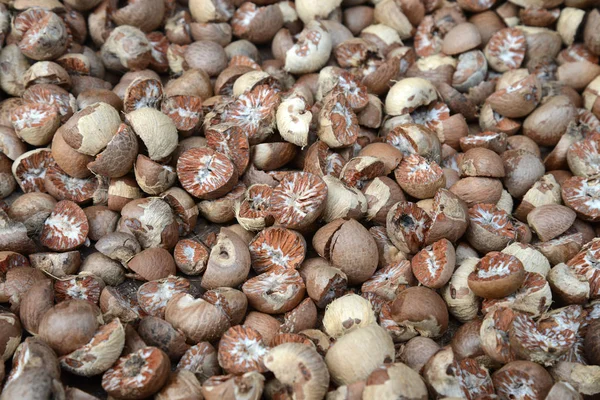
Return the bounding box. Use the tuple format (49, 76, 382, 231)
(1, 0, 600, 398)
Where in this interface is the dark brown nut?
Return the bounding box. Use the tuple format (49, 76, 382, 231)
(138, 317, 189, 360)
(38, 299, 102, 356)
(391, 286, 449, 340)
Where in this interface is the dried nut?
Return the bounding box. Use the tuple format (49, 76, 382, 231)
(119, 197, 179, 250)
(38, 299, 102, 356)
(10, 103, 60, 146)
(270, 172, 327, 230)
(527, 204, 576, 242)
(264, 343, 329, 400)
(59, 318, 125, 377)
(411, 238, 456, 289)
(386, 201, 432, 255)
(102, 347, 170, 399)
(165, 293, 230, 343)
(19, 279, 54, 335)
(502, 149, 545, 198)
(391, 286, 449, 340)
(514, 174, 561, 221)
(394, 154, 445, 199)
(40, 200, 89, 251)
(399, 336, 440, 373)
(201, 372, 265, 400)
(177, 147, 239, 200)
(88, 124, 139, 178)
(8, 192, 56, 235)
(325, 324, 394, 385)
(202, 227, 251, 289)
(101, 26, 152, 72)
(243, 266, 305, 313)
(61, 102, 121, 157)
(138, 317, 189, 361)
(217, 325, 268, 374)
(156, 370, 204, 400)
(523, 95, 578, 147)
(173, 239, 209, 276)
(466, 203, 515, 253)
(501, 242, 551, 277)
(128, 248, 176, 281)
(468, 252, 525, 299)
(13, 9, 68, 61)
(317, 91, 360, 149)
(493, 360, 553, 399)
(177, 342, 220, 384)
(126, 108, 179, 161)
(0, 312, 21, 362)
(313, 218, 379, 284)
(442, 23, 482, 55)
(95, 231, 141, 263)
(322, 294, 376, 338)
(385, 78, 437, 115)
(484, 27, 526, 72)
(284, 21, 332, 74)
(299, 258, 347, 308)
(487, 74, 542, 118)
(80, 253, 125, 287)
(321, 176, 368, 222)
(549, 361, 600, 396)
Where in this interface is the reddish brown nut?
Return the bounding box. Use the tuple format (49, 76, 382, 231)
(394, 154, 445, 199)
(249, 226, 306, 274)
(566, 239, 600, 298)
(173, 239, 209, 276)
(40, 200, 88, 251)
(43, 164, 98, 204)
(269, 171, 327, 231)
(362, 260, 415, 301)
(468, 252, 525, 299)
(54, 274, 104, 304)
(177, 147, 239, 200)
(391, 286, 449, 339)
(242, 266, 305, 314)
(411, 238, 456, 289)
(484, 27, 526, 72)
(562, 176, 600, 222)
(102, 347, 170, 399)
(38, 299, 102, 356)
(317, 91, 360, 149)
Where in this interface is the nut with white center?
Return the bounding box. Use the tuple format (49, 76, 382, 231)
(394, 154, 445, 199)
(493, 361, 554, 399)
(318, 91, 360, 149)
(40, 200, 89, 252)
(269, 171, 327, 231)
(468, 251, 525, 299)
(465, 203, 516, 253)
(173, 238, 209, 276)
(177, 147, 239, 200)
(249, 226, 306, 274)
(561, 176, 600, 222)
(242, 266, 306, 314)
(217, 325, 269, 374)
(177, 342, 220, 384)
(484, 27, 526, 72)
(10, 103, 60, 146)
(481, 271, 552, 317)
(137, 276, 191, 318)
(386, 201, 432, 255)
(102, 346, 170, 399)
(411, 238, 456, 289)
